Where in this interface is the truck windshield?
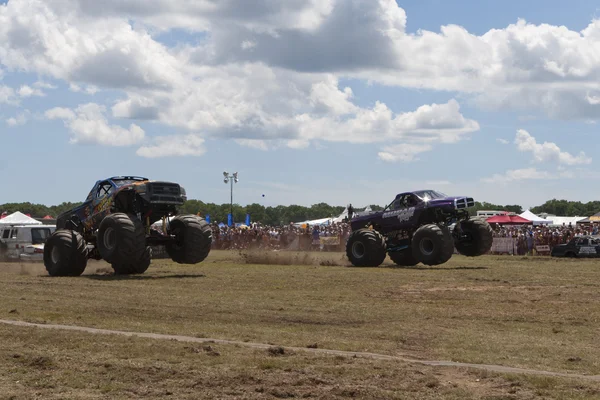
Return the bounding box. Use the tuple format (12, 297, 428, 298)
(414, 190, 447, 200)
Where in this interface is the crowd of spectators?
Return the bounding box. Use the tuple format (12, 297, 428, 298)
(210, 222, 352, 251)
(490, 222, 599, 255)
(208, 219, 599, 255)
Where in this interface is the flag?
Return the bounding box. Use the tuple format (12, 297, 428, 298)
(245, 213, 251, 226)
(227, 213, 233, 227)
(205, 214, 210, 223)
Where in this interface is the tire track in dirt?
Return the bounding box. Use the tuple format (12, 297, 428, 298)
(2, 318, 599, 382)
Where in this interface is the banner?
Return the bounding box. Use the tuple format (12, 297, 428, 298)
(227, 213, 233, 227)
(245, 213, 251, 226)
(205, 214, 210, 223)
(536, 245, 551, 253)
(320, 236, 340, 246)
(490, 238, 516, 254)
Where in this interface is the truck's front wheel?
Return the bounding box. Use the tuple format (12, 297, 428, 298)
(112, 246, 152, 275)
(345, 229, 387, 267)
(454, 218, 494, 257)
(411, 224, 454, 266)
(44, 230, 88, 276)
(97, 213, 146, 269)
(166, 215, 212, 264)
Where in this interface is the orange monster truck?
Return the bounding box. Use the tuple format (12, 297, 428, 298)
(44, 176, 211, 276)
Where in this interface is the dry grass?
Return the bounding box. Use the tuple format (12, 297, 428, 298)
(1, 324, 599, 399)
(2, 250, 600, 397)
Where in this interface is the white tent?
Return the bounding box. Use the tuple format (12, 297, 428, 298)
(519, 210, 550, 225)
(332, 207, 348, 223)
(293, 217, 332, 227)
(0, 211, 42, 226)
(543, 216, 587, 227)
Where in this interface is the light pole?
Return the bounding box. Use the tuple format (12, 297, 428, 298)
(223, 171, 239, 222)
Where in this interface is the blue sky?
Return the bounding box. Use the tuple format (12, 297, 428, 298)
(1, 0, 599, 211)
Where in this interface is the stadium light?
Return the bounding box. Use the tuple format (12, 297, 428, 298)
(223, 171, 239, 219)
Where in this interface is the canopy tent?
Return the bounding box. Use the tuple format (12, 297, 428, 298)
(0, 211, 43, 226)
(577, 212, 600, 224)
(486, 214, 531, 225)
(544, 216, 587, 227)
(42, 215, 54, 220)
(332, 207, 348, 223)
(293, 217, 332, 227)
(519, 210, 550, 225)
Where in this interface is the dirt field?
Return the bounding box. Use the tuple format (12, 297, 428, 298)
(2, 250, 600, 399)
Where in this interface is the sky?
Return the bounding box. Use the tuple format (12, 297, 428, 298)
(1, 0, 600, 211)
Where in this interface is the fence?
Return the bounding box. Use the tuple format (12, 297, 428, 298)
(489, 237, 552, 256)
(153, 237, 555, 257)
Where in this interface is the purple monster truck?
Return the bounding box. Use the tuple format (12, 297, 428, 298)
(346, 190, 493, 267)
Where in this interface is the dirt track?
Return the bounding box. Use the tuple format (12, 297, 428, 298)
(2, 318, 599, 383)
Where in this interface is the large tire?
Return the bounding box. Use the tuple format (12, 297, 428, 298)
(97, 213, 146, 267)
(389, 250, 419, 266)
(44, 230, 88, 276)
(166, 215, 212, 264)
(345, 229, 387, 267)
(454, 218, 494, 257)
(411, 224, 454, 266)
(112, 246, 152, 275)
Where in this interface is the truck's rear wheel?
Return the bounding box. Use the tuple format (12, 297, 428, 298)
(112, 246, 152, 275)
(44, 230, 88, 276)
(411, 224, 454, 266)
(166, 215, 212, 264)
(345, 229, 387, 267)
(389, 250, 419, 266)
(97, 213, 146, 267)
(454, 218, 493, 257)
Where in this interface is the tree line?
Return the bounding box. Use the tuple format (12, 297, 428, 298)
(1, 198, 598, 226)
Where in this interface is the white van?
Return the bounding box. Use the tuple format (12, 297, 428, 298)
(476, 210, 506, 219)
(0, 225, 56, 262)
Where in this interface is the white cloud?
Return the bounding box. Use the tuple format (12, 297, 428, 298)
(6, 110, 29, 126)
(136, 134, 206, 158)
(298, 99, 479, 145)
(18, 85, 44, 97)
(496, 138, 509, 144)
(0, 85, 17, 105)
(45, 107, 76, 121)
(241, 40, 256, 50)
(34, 81, 57, 90)
(515, 129, 592, 165)
(0, 0, 182, 90)
(45, 103, 145, 146)
(3, 0, 600, 122)
(378, 143, 432, 163)
(309, 75, 357, 115)
(4, 0, 599, 164)
(69, 83, 99, 95)
(481, 168, 557, 184)
(234, 139, 269, 151)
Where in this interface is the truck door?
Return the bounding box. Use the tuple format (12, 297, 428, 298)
(91, 180, 115, 225)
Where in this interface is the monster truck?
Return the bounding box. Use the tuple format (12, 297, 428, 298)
(345, 189, 493, 267)
(43, 176, 212, 276)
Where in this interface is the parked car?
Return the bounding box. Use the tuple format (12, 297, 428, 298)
(551, 235, 600, 258)
(0, 225, 56, 262)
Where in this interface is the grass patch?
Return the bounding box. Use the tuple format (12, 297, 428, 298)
(1, 250, 600, 395)
(1, 324, 599, 399)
